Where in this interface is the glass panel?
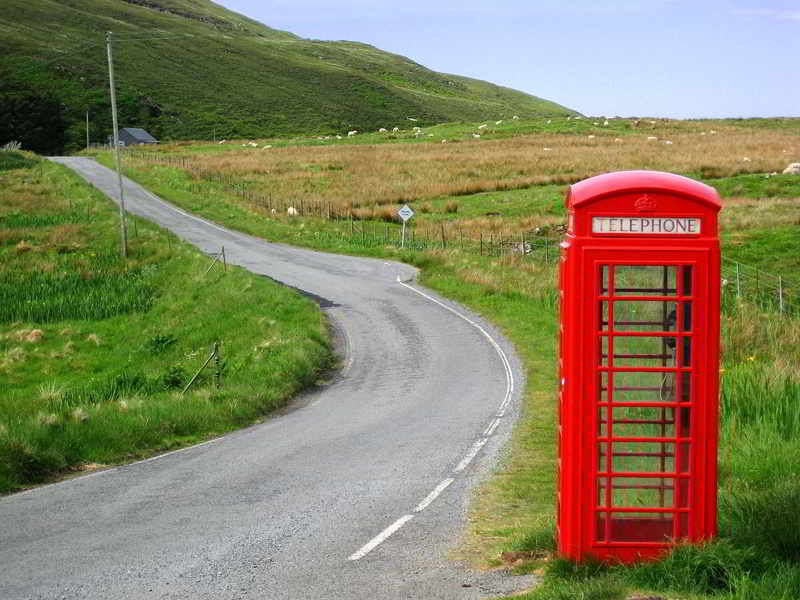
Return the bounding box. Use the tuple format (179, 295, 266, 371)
(682, 266, 693, 296)
(599, 371, 610, 402)
(599, 336, 609, 366)
(597, 442, 609, 471)
(596, 512, 608, 542)
(600, 301, 609, 331)
(613, 336, 676, 367)
(678, 443, 691, 474)
(609, 512, 674, 542)
(597, 477, 609, 508)
(682, 337, 692, 367)
(614, 266, 677, 296)
(612, 371, 676, 404)
(678, 512, 689, 538)
(610, 477, 674, 508)
(599, 265, 609, 295)
(611, 442, 675, 473)
(679, 407, 692, 438)
(680, 372, 691, 404)
(613, 301, 677, 331)
(682, 302, 693, 332)
(611, 406, 676, 438)
(598, 406, 609, 437)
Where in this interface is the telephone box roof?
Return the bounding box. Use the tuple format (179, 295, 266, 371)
(568, 170, 722, 211)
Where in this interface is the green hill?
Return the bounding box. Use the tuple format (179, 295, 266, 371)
(0, 0, 576, 153)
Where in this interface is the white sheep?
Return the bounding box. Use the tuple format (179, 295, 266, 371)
(587, 135, 595, 139)
(218, 139, 226, 144)
(347, 130, 358, 137)
(473, 133, 481, 139)
(614, 138, 622, 143)
(603, 120, 609, 126)
(392, 127, 400, 132)
(495, 120, 503, 125)
(441, 139, 447, 144)
(543, 147, 552, 151)
(663, 140, 673, 145)
(647, 136, 658, 141)
(379, 128, 387, 133)
(512, 115, 519, 120)
(407, 117, 418, 121)
(336, 135, 342, 139)
(478, 124, 487, 130)
(287, 206, 298, 216)
(547, 119, 552, 124)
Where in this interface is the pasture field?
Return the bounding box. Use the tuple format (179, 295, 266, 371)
(91, 116, 800, 599)
(0, 153, 332, 493)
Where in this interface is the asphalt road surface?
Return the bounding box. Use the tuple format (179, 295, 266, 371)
(0, 157, 531, 599)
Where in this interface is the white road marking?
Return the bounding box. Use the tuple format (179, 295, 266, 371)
(453, 438, 488, 473)
(347, 278, 517, 561)
(347, 514, 415, 561)
(414, 478, 455, 513)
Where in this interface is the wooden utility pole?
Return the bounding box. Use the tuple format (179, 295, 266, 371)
(106, 31, 128, 258)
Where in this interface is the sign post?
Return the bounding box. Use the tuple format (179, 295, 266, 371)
(397, 204, 414, 248)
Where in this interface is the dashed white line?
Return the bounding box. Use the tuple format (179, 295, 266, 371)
(414, 478, 455, 513)
(348, 514, 415, 561)
(346, 278, 517, 561)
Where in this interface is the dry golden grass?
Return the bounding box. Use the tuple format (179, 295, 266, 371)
(158, 123, 799, 215)
(720, 196, 800, 231)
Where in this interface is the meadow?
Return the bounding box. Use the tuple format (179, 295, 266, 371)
(0, 152, 332, 493)
(94, 115, 800, 599)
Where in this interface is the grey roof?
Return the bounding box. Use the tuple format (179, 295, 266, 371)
(121, 128, 158, 142)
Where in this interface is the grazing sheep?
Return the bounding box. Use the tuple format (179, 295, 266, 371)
(347, 130, 358, 137)
(614, 138, 622, 142)
(478, 124, 487, 130)
(336, 135, 342, 139)
(392, 127, 400, 132)
(647, 136, 658, 141)
(588, 135, 596, 139)
(287, 206, 298, 216)
(218, 139, 226, 144)
(407, 117, 418, 121)
(495, 120, 503, 125)
(379, 128, 387, 132)
(547, 119, 552, 124)
(473, 133, 481, 139)
(512, 115, 519, 120)
(262, 145, 272, 149)
(441, 139, 447, 144)
(783, 163, 800, 174)
(663, 140, 673, 145)
(742, 157, 751, 162)
(603, 120, 609, 126)
(543, 147, 552, 151)
(593, 122, 599, 126)
(413, 126, 421, 132)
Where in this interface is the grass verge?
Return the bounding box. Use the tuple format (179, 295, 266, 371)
(0, 154, 333, 493)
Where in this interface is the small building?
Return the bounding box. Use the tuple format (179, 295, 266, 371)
(109, 128, 158, 146)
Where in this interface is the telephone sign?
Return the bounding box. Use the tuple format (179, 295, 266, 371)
(558, 171, 721, 564)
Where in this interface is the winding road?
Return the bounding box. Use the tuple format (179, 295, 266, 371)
(0, 158, 530, 599)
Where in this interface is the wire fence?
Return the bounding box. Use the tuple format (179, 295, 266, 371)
(125, 148, 797, 317)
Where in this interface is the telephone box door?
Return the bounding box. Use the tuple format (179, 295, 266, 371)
(585, 252, 714, 559)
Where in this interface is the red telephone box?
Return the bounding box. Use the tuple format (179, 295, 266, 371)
(557, 170, 721, 563)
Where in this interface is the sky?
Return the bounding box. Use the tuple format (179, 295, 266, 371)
(214, 0, 799, 119)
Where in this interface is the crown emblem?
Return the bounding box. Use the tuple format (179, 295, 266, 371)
(634, 195, 657, 212)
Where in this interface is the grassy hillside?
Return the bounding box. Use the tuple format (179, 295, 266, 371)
(0, 0, 575, 154)
(0, 151, 332, 493)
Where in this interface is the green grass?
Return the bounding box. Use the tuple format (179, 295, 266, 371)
(1, 0, 574, 154)
(0, 154, 333, 493)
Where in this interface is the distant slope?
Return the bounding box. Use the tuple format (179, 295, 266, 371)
(0, 0, 576, 152)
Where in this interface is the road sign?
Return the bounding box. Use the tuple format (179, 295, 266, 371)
(397, 205, 414, 222)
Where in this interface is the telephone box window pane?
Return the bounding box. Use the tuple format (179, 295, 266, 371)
(599, 265, 610, 295)
(596, 512, 608, 542)
(599, 371, 610, 402)
(600, 301, 609, 331)
(678, 512, 689, 538)
(679, 407, 692, 438)
(614, 266, 677, 296)
(600, 336, 610, 366)
(597, 477, 609, 507)
(613, 336, 676, 367)
(682, 302, 693, 332)
(611, 477, 674, 508)
(609, 512, 674, 542)
(611, 406, 676, 438)
(611, 442, 676, 474)
(598, 406, 609, 437)
(612, 371, 676, 404)
(680, 372, 691, 404)
(678, 443, 691, 474)
(613, 301, 677, 332)
(682, 337, 692, 367)
(597, 442, 609, 471)
(682, 266, 693, 296)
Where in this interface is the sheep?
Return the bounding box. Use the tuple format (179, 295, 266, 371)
(512, 115, 519, 120)
(478, 124, 487, 130)
(441, 139, 447, 144)
(347, 130, 358, 137)
(407, 117, 418, 121)
(473, 133, 481, 139)
(543, 147, 553, 151)
(742, 157, 751, 162)
(218, 139, 227, 144)
(614, 138, 622, 142)
(392, 127, 400, 132)
(547, 119, 552, 124)
(603, 120, 609, 126)
(588, 135, 596, 139)
(413, 126, 421, 132)
(379, 128, 387, 133)
(783, 163, 800, 174)
(336, 135, 342, 139)
(287, 206, 298, 216)
(647, 136, 658, 141)
(593, 121, 599, 126)
(262, 145, 272, 149)
(495, 120, 503, 125)
(663, 140, 673, 145)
